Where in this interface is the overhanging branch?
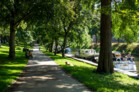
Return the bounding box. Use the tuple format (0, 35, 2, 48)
(14, 10, 32, 27)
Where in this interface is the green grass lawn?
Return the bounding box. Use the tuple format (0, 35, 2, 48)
(41, 47, 139, 92)
(0, 44, 28, 92)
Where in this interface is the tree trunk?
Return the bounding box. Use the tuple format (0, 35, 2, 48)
(16, 40, 19, 46)
(5, 36, 8, 43)
(95, 34, 98, 45)
(1, 36, 3, 43)
(9, 22, 16, 59)
(24, 43, 26, 48)
(0, 34, 1, 47)
(49, 41, 53, 52)
(54, 39, 58, 55)
(7, 36, 10, 44)
(24, 42, 27, 48)
(97, 0, 114, 74)
(117, 38, 120, 44)
(3, 36, 6, 43)
(62, 33, 68, 57)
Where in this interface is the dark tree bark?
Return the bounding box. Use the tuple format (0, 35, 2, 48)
(97, 0, 114, 73)
(95, 34, 98, 45)
(16, 40, 19, 46)
(3, 36, 6, 44)
(8, 2, 17, 59)
(49, 41, 54, 52)
(7, 0, 32, 59)
(62, 33, 68, 57)
(61, 21, 73, 57)
(0, 34, 1, 47)
(9, 21, 16, 59)
(117, 38, 120, 44)
(54, 38, 58, 55)
(24, 42, 27, 48)
(1, 36, 3, 43)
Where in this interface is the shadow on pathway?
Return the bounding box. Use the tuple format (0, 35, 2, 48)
(8, 46, 91, 92)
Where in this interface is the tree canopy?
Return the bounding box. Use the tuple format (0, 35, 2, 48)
(0, 0, 138, 73)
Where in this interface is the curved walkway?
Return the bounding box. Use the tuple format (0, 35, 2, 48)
(8, 46, 91, 92)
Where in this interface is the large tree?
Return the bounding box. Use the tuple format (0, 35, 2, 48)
(59, 0, 81, 57)
(0, 0, 35, 59)
(97, 0, 114, 73)
(0, 0, 54, 59)
(59, 0, 95, 57)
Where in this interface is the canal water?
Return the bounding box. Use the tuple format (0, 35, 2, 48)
(71, 50, 139, 74)
(134, 55, 139, 74)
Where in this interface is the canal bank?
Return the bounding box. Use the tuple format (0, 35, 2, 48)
(41, 50, 139, 92)
(66, 54, 139, 79)
(93, 43, 139, 74)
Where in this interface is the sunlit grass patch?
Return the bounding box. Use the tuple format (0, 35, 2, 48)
(41, 46, 139, 92)
(0, 44, 28, 92)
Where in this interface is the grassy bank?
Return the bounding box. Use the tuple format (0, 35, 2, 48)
(41, 46, 139, 92)
(93, 43, 139, 54)
(0, 44, 28, 92)
(112, 43, 139, 54)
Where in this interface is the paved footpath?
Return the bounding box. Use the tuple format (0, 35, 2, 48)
(8, 46, 91, 92)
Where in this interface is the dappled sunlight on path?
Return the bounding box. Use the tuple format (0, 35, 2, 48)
(8, 46, 91, 92)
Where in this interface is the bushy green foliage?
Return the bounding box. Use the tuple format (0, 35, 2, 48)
(112, 0, 139, 43)
(16, 27, 34, 46)
(69, 26, 92, 49)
